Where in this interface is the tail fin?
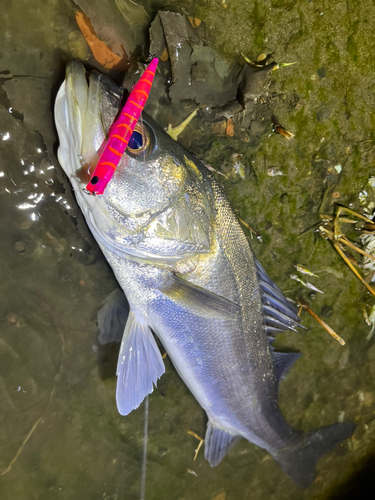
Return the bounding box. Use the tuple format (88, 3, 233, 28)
(272, 422, 354, 488)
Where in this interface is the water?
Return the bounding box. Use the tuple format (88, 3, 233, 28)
(1, 0, 375, 498)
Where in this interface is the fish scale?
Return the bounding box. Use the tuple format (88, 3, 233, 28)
(55, 61, 354, 488)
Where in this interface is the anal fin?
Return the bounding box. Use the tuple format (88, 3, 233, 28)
(205, 422, 241, 467)
(116, 311, 165, 416)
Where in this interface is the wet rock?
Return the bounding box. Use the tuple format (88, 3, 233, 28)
(237, 62, 277, 104)
(212, 120, 227, 136)
(192, 61, 211, 83)
(114, 0, 150, 43)
(150, 11, 239, 107)
(152, 11, 199, 105)
(191, 45, 217, 65)
(249, 120, 266, 138)
(214, 100, 243, 119)
(149, 14, 167, 58)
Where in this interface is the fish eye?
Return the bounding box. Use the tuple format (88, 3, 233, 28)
(126, 123, 152, 157)
(128, 130, 143, 150)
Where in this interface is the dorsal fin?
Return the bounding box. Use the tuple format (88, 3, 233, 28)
(255, 259, 303, 337)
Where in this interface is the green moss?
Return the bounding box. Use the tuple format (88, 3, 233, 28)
(347, 34, 359, 63)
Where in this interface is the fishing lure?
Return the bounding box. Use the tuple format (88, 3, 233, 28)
(86, 57, 158, 195)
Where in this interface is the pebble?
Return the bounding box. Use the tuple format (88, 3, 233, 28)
(14, 241, 26, 253)
(6, 313, 18, 324)
(19, 218, 32, 230)
(212, 120, 227, 136)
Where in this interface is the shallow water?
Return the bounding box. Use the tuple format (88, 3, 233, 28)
(1, 1, 375, 499)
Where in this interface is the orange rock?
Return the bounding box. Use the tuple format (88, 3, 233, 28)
(75, 11, 127, 70)
(226, 118, 235, 137)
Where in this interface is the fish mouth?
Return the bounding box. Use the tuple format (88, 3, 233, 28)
(55, 60, 122, 188)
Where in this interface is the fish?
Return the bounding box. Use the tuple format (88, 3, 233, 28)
(86, 58, 158, 195)
(54, 61, 354, 488)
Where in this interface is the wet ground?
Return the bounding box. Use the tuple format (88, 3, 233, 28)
(1, 0, 375, 499)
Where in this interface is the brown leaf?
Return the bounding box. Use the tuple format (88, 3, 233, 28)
(75, 10, 127, 70)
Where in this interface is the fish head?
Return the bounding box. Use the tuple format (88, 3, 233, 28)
(55, 61, 213, 262)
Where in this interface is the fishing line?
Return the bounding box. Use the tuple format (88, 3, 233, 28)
(138, 111, 149, 500)
(140, 394, 149, 500)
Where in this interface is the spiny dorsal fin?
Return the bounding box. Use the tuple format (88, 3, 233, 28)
(255, 258, 303, 337)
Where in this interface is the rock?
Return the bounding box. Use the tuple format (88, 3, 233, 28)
(212, 120, 227, 136)
(150, 11, 238, 107)
(237, 62, 277, 104)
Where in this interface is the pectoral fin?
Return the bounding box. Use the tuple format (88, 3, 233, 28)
(157, 275, 241, 318)
(97, 289, 129, 345)
(116, 311, 165, 416)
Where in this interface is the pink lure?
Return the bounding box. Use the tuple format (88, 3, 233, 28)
(86, 58, 158, 195)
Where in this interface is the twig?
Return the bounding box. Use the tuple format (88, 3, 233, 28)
(238, 217, 262, 240)
(319, 225, 375, 261)
(297, 297, 345, 345)
(187, 430, 204, 461)
(1, 417, 43, 476)
(333, 243, 375, 297)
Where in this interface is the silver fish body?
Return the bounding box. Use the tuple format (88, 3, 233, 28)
(55, 61, 353, 487)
